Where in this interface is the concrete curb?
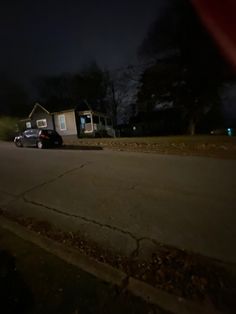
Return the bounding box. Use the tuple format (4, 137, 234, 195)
(0, 216, 222, 314)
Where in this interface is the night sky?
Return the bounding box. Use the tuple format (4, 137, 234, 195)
(1, 0, 163, 84)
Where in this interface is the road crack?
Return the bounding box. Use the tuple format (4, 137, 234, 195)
(2, 163, 91, 208)
(0, 189, 18, 197)
(20, 162, 90, 197)
(22, 196, 138, 244)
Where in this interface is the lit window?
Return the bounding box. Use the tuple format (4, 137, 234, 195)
(36, 119, 47, 128)
(58, 114, 66, 131)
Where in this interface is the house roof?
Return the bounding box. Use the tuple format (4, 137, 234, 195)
(20, 118, 31, 122)
(52, 108, 75, 115)
(27, 102, 108, 119)
(78, 110, 111, 118)
(28, 103, 50, 118)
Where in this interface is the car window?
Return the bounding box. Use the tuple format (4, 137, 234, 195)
(41, 130, 58, 136)
(46, 130, 55, 135)
(24, 130, 33, 137)
(24, 129, 39, 137)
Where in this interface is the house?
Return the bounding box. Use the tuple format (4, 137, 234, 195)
(78, 109, 114, 137)
(23, 103, 54, 130)
(52, 108, 78, 136)
(21, 103, 115, 138)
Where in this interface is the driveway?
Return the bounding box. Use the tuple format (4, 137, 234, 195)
(0, 141, 236, 263)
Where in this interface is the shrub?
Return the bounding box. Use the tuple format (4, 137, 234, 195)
(0, 116, 19, 141)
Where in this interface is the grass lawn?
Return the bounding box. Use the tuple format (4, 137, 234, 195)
(63, 135, 236, 159)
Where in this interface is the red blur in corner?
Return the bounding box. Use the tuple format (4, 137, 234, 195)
(191, 0, 236, 71)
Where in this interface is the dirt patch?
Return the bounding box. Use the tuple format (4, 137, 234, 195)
(1, 209, 236, 313)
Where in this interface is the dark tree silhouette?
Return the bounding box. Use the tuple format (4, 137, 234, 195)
(33, 73, 73, 112)
(105, 66, 140, 127)
(138, 0, 232, 134)
(0, 75, 29, 117)
(72, 62, 108, 112)
(34, 62, 109, 113)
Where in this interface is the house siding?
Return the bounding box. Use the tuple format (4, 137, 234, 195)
(30, 112, 54, 130)
(54, 110, 78, 136)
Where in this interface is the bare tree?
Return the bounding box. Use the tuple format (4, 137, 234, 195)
(106, 65, 145, 126)
(34, 62, 108, 113)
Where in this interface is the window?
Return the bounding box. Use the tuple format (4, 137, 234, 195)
(58, 114, 66, 131)
(82, 115, 91, 123)
(36, 119, 47, 128)
(80, 115, 91, 125)
(26, 121, 31, 128)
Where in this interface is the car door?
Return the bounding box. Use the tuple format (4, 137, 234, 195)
(22, 129, 37, 146)
(30, 129, 39, 146)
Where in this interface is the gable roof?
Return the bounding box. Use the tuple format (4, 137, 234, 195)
(28, 103, 50, 118)
(51, 108, 75, 115)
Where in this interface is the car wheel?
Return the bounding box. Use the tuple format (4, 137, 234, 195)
(37, 141, 44, 149)
(15, 140, 23, 147)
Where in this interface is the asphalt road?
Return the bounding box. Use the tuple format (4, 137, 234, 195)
(0, 226, 164, 314)
(0, 141, 236, 263)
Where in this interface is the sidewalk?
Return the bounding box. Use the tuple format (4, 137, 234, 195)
(0, 226, 165, 314)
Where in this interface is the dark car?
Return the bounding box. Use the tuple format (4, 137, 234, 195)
(14, 129, 63, 149)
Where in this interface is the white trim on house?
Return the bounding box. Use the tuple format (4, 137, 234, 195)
(36, 119, 47, 128)
(29, 103, 50, 118)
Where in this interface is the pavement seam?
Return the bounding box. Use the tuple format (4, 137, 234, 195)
(2, 163, 90, 207)
(0, 189, 18, 197)
(0, 216, 223, 314)
(130, 237, 142, 259)
(20, 165, 85, 196)
(22, 196, 139, 243)
(4, 193, 234, 270)
(19, 167, 80, 197)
